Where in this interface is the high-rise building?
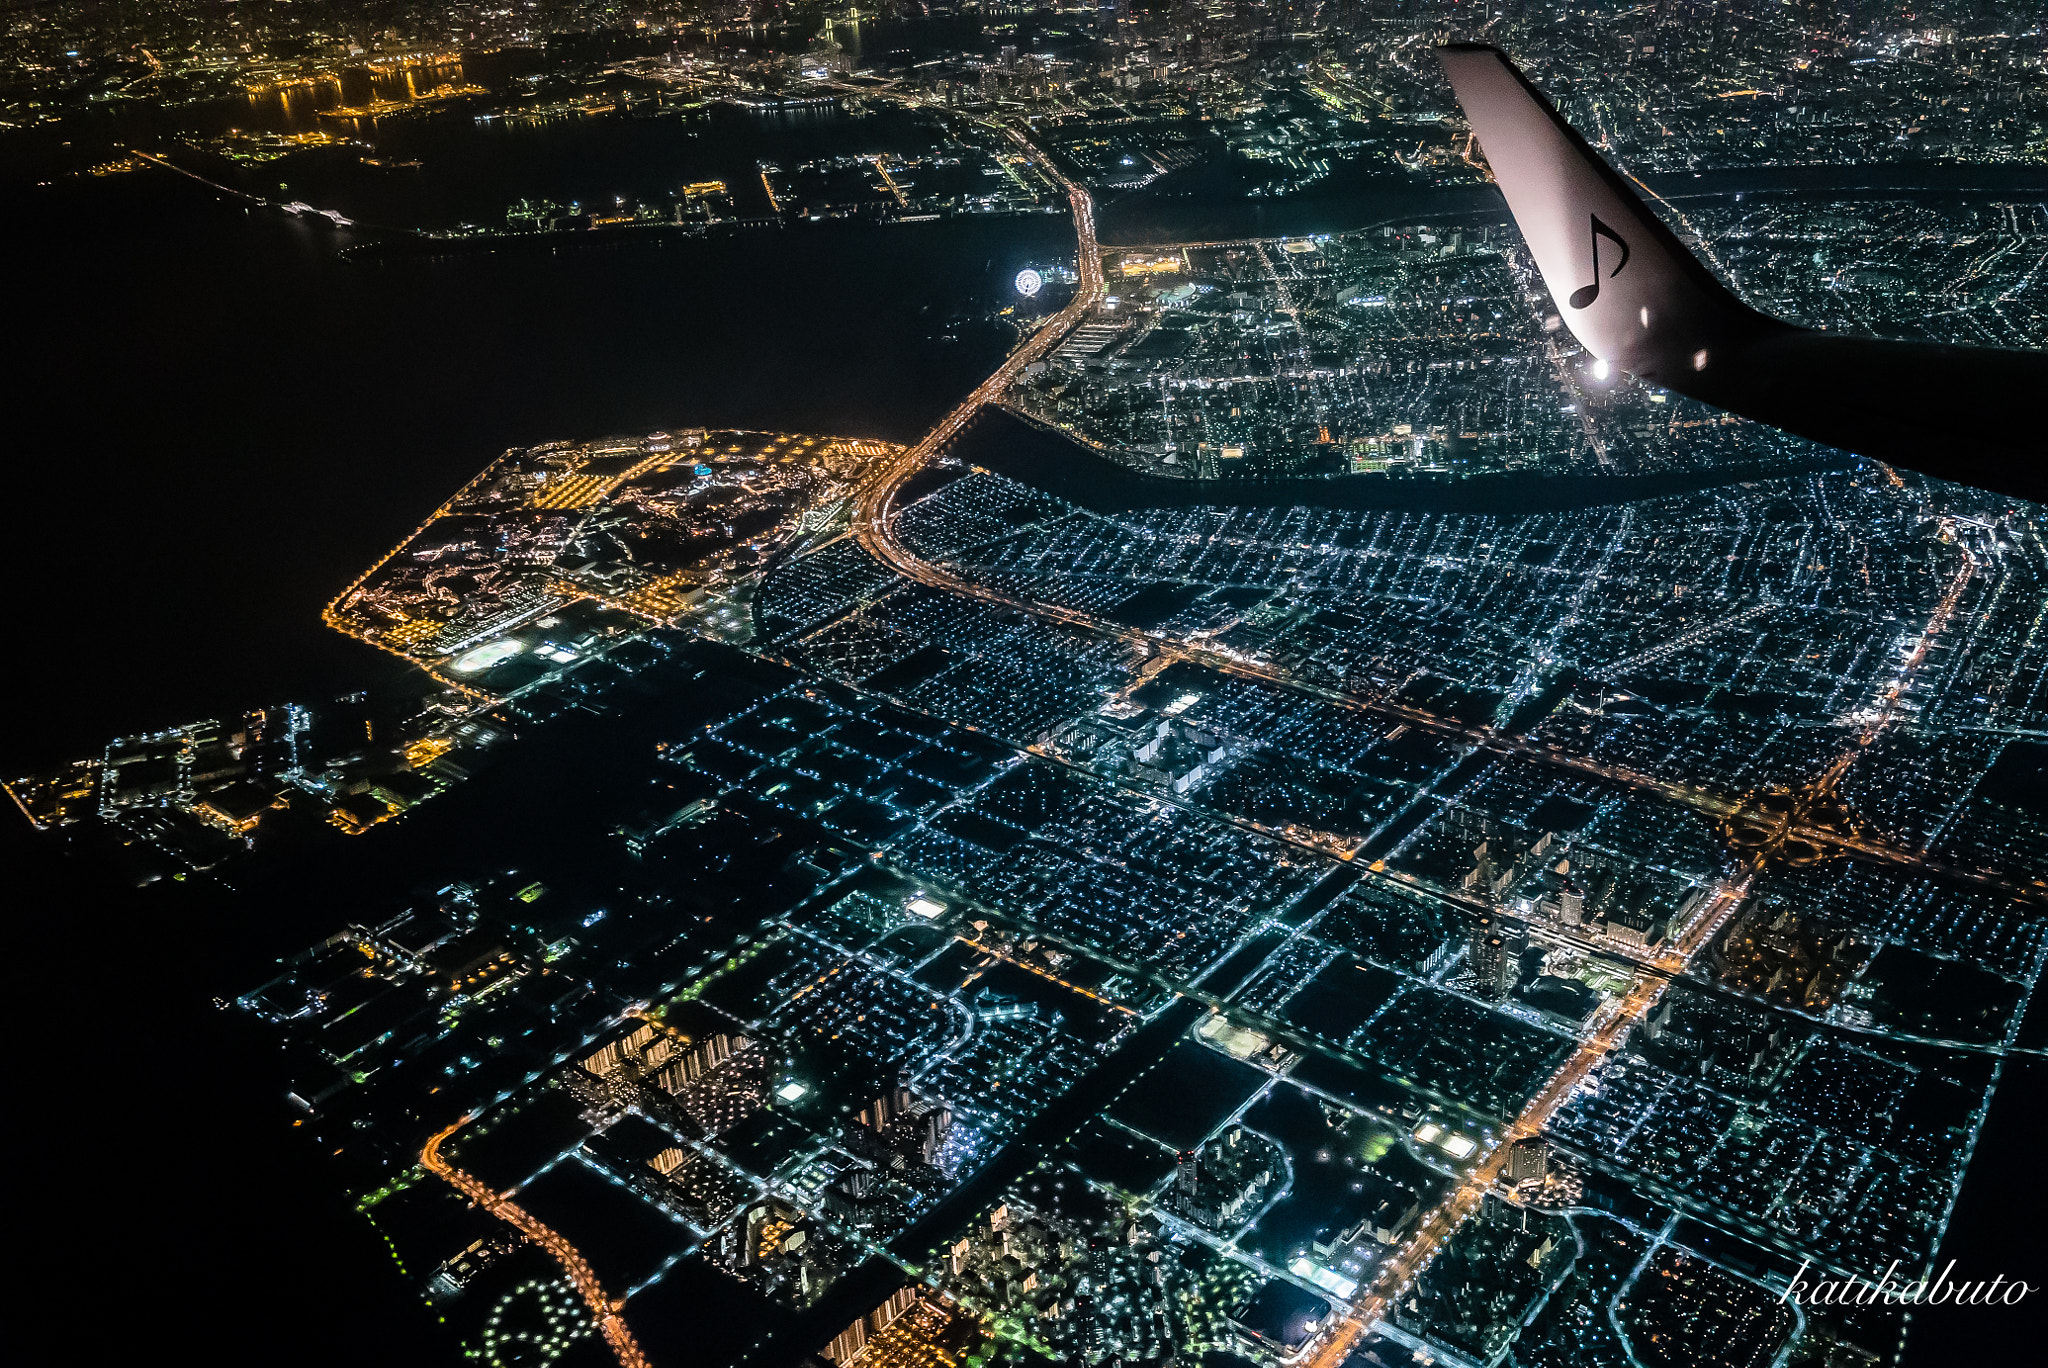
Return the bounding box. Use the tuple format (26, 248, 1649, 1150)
(913, 1103, 953, 1165)
(570, 1023, 766, 1135)
(1468, 913, 1494, 954)
(860, 1085, 915, 1134)
(1507, 1136, 1550, 1185)
(855, 1085, 952, 1167)
(1558, 881, 1586, 924)
(1472, 932, 1510, 997)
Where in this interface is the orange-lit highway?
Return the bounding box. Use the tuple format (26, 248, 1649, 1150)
(1299, 875, 1748, 1368)
(852, 128, 1104, 539)
(423, 1116, 651, 1368)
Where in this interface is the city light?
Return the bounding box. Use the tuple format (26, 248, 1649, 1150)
(18, 11, 2043, 1368)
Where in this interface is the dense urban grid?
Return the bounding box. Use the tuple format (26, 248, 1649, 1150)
(8, 3, 2045, 1368)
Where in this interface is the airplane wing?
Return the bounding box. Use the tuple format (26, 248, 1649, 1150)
(1438, 43, 2046, 505)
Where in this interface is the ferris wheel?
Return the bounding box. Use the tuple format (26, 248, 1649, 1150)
(1014, 268, 1044, 297)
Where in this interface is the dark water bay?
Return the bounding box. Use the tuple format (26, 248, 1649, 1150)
(7, 168, 1070, 768)
(6, 127, 1080, 1368)
(11, 148, 2041, 767)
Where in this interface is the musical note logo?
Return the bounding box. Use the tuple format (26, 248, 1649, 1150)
(1568, 215, 1631, 309)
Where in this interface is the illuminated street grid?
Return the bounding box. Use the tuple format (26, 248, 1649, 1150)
(1763, 860, 2045, 980)
(1479, 17, 2042, 173)
(1008, 200, 2041, 484)
(172, 385, 2044, 1356)
(941, 475, 2032, 731)
(1547, 1045, 1959, 1281)
(886, 772, 1319, 983)
(673, 684, 1012, 845)
(1434, 758, 1736, 886)
(820, 421, 2040, 1368)
(1511, 1209, 1655, 1368)
(1391, 1196, 1574, 1361)
(889, 468, 2041, 730)
(1351, 987, 1573, 1117)
(203, 358, 2042, 1368)
(11, 1, 2045, 1363)
(1010, 230, 1658, 480)
(1691, 200, 2047, 353)
(920, 1018, 1101, 1140)
(753, 932, 971, 1066)
(928, 1156, 1300, 1366)
(308, 825, 1136, 1323)
(741, 453, 2039, 1368)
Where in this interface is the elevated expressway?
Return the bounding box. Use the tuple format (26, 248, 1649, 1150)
(423, 1116, 651, 1368)
(849, 128, 1105, 538)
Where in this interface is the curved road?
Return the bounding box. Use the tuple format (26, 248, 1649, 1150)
(851, 129, 1105, 537)
(423, 1116, 651, 1368)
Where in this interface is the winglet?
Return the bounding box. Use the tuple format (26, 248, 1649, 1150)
(1437, 44, 1770, 387)
(1436, 44, 2048, 501)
